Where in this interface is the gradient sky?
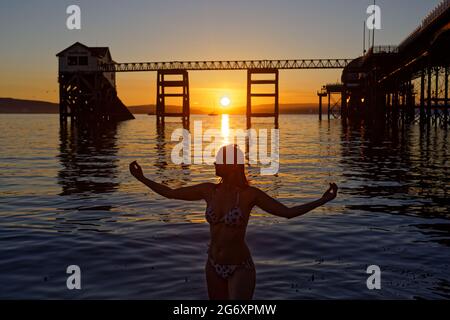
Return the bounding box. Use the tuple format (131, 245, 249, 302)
(0, 0, 441, 108)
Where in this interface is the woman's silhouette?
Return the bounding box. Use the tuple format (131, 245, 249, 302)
(129, 144, 338, 300)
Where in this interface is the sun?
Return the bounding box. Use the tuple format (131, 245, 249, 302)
(220, 96, 231, 107)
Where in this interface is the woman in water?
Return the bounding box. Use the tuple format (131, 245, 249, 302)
(129, 144, 338, 300)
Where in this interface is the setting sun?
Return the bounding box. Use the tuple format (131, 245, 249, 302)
(220, 96, 231, 107)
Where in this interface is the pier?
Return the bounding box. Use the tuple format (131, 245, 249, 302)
(338, 0, 450, 127)
(57, 0, 449, 129)
(317, 83, 346, 121)
(57, 44, 350, 127)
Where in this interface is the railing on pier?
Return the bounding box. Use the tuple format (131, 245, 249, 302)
(324, 83, 345, 91)
(98, 59, 351, 72)
(398, 0, 450, 50)
(422, 0, 450, 29)
(369, 45, 399, 54)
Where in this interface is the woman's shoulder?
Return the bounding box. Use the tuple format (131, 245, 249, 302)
(197, 182, 217, 189)
(240, 185, 260, 195)
(192, 182, 218, 199)
(196, 182, 220, 193)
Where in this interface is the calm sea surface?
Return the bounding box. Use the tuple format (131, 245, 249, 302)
(0, 114, 449, 299)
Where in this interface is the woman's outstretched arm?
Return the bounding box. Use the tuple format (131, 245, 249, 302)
(129, 161, 212, 201)
(253, 183, 338, 219)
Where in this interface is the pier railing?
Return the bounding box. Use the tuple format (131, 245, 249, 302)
(368, 45, 399, 55)
(98, 59, 351, 72)
(422, 0, 450, 29)
(399, 0, 450, 50)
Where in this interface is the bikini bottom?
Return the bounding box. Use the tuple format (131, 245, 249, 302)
(208, 255, 254, 280)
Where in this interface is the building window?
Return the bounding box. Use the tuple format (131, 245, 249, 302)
(68, 56, 78, 66)
(78, 56, 88, 65)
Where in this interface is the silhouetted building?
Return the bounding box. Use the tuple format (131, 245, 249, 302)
(56, 42, 134, 123)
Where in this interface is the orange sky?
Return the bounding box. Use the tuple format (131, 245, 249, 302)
(0, 1, 438, 108)
(114, 69, 342, 108)
(0, 57, 342, 108)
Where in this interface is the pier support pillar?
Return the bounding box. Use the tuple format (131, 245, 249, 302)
(58, 72, 134, 124)
(317, 91, 327, 121)
(341, 90, 347, 118)
(59, 73, 68, 124)
(384, 92, 389, 122)
(156, 70, 190, 128)
(406, 80, 414, 121)
(435, 67, 440, 114)
(445, 66, 449, 123)
(393, 84, 399, 121)
(327, 93, 331, 121)
(246, 69, 279, 128)
(318, 94, 322, 121)
(395, 91, 399, 119)
(420, 70, 425, 123)
(427, 67, 432, 121)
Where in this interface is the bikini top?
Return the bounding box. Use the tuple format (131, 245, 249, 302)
(205, 185, 245, 227)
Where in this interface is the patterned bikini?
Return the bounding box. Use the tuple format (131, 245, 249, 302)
(205, 185, 255, 280)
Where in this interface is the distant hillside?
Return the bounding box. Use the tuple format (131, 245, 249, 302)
(127, 105, 155, 114)
(0, 98, 58, 113)
(0, 98, 320, 114)
(0, 98, 154, 114)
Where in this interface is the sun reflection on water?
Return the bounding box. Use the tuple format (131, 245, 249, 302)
(221, 114, 230, 145)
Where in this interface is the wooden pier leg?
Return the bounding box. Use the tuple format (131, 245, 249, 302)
(427, 67, 432, 122)
(183, 70, 190, 128)
(435, 67, 439, 123)
(407, 80, 413, 121)
(155, 70, 189, 127)
(327, 93, 331, 121)
(445, 66, 449, 124)
(386, 93, 390, 121)
(318, 95, 323, 121)
(246, 69, 278, 128)
(341, 91, 347, 119)
(393, 90, 398, 121)
(274, 69, 279, 128)
(246, 70, 251, 129)
(156, 71, 163, 125)
(402, 83, 406, 122)
(420, 69, 425, 123)
(59, 73, 67, 125)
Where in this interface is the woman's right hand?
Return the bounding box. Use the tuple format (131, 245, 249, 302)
(321, 183, 338, 202)
(129, 161, 144, 180)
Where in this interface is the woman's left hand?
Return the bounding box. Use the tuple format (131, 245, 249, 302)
(129, 161, 144, 180)
(322, 183, 338, 202)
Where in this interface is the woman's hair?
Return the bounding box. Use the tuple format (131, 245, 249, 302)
(216, 144, 249, 188)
